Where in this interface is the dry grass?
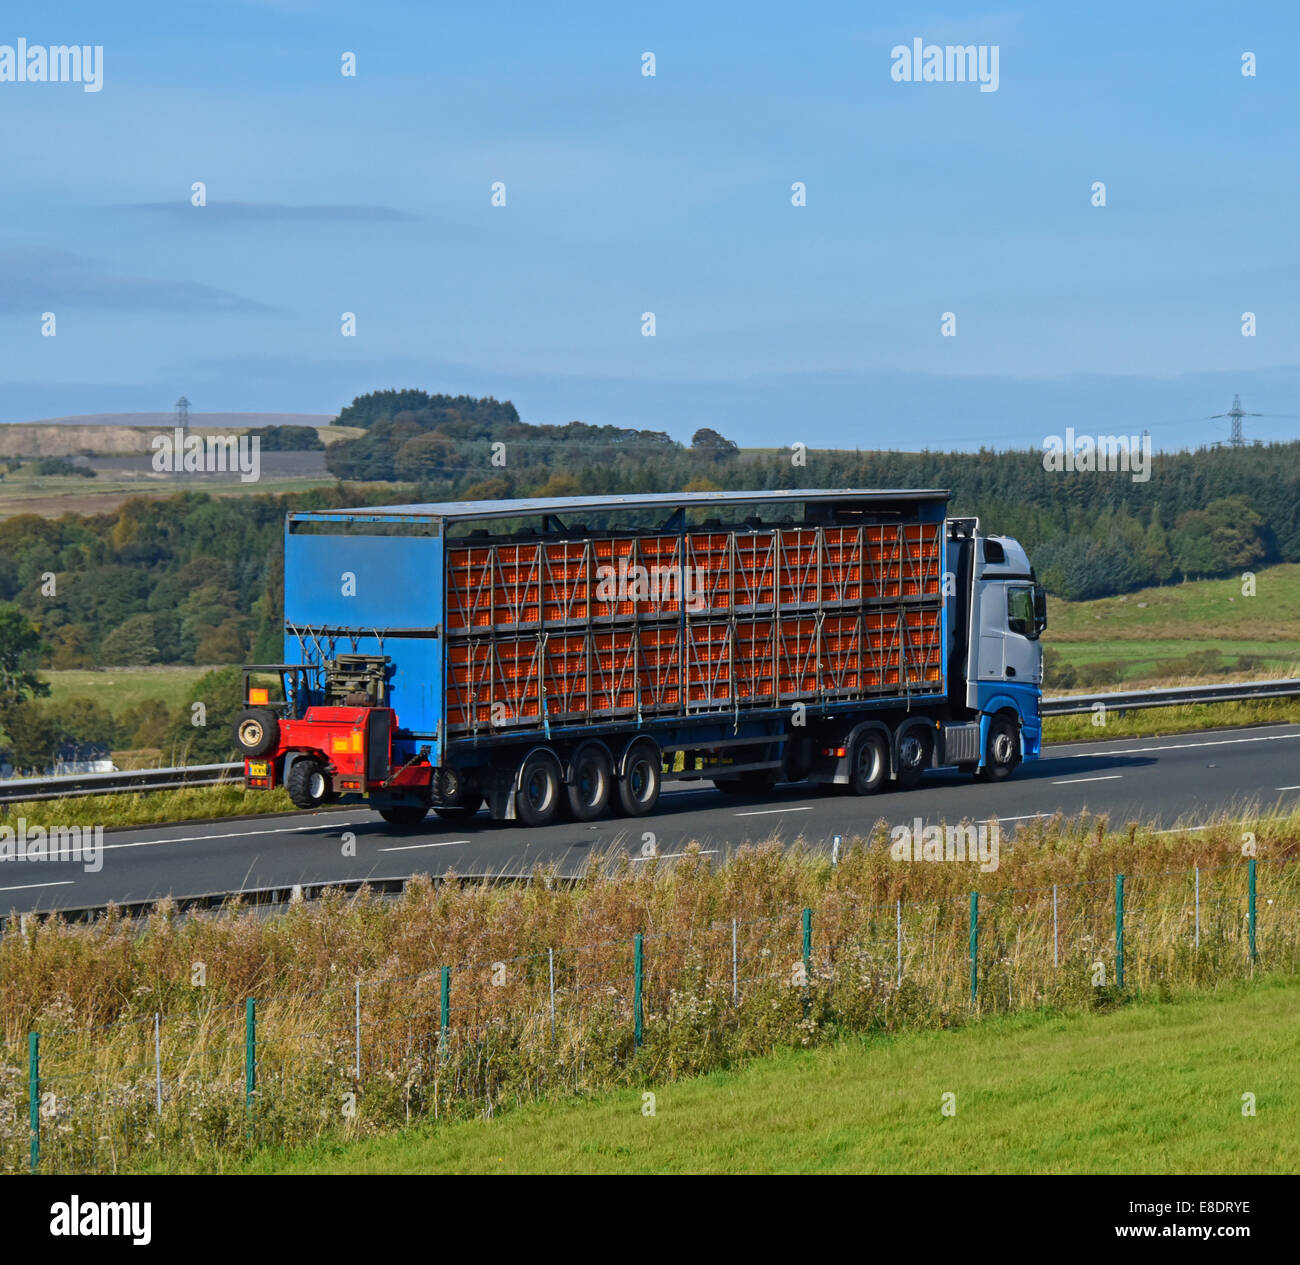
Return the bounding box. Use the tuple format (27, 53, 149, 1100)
(2, 808, 1296, 1173)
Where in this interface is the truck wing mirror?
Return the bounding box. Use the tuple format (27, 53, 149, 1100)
(1032, 585, 1048, 636)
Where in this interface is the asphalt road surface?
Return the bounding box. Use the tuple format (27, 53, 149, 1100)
(4, 724, 1299, 914)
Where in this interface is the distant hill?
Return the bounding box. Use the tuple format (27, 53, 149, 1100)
(5, 412, 333, 428)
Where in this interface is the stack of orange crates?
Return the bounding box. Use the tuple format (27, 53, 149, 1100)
(444, 521, 942, 732)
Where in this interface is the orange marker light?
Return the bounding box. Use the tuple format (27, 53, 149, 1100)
(248, 687, 269, 705)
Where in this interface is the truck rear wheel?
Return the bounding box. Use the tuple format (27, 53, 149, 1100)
(286, 758, 332, 809)
(850, 731, 889, 795)
(617, 741, 661, 817)
(895, 727, 933, 789)
(233, 708, 279, 758)
(566, 746, 613, 821)
(516, 752, 562, 827)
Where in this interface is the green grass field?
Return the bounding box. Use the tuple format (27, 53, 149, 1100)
(252, 976, 1300, 1175)
(44, 665, 213, 714)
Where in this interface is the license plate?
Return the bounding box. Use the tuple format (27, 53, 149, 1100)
(247, 761, 268, 777)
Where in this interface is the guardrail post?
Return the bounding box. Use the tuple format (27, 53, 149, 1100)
(28, 1032, 39, 1173)
(1115, 875, 1125, 989)
(439, 966, 450, 1053)
(633, 933, 644, 1047)
(969, 893, 979, 1003)
(1248, 858, 1257, 963)
(244, 998, 256, 1137)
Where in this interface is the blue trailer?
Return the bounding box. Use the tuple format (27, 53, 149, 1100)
(233, 489, 1046, 826)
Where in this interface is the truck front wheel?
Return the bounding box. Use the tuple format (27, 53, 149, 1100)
(975, 718, 1020, 781)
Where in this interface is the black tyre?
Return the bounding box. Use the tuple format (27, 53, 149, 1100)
(617, 741, 661, 817)
(976, 717, 1020, 782)
(433, 793, 483, 823)
(233, 708, 279, 758)
(379, 803, 429, 827)
(566, 746, 613, 821)
(894, 726, 933, 789)
(516, 752, 562, 827)
(849, 731, 889, 795)
(286, 758, 331, 809)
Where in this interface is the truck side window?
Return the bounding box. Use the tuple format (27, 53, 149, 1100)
(1007, 586, 1036, 638)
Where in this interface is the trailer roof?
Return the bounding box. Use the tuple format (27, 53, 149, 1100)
(293, 488, 951, 524)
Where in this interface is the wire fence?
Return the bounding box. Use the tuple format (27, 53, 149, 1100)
(2, 855, 1295, 1174)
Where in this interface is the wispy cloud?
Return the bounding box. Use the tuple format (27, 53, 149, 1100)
(0, 247, 275, 314)
(130, 201, 417, 222)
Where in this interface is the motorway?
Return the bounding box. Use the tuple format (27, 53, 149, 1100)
(3, 724, 1299, 915)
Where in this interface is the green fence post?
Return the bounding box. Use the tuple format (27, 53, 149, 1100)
(969, 892, 979, 1003)
(1115, 874, 1125, 989)
(244, 998, 256, 1139)
(1248, 858, 1257, 963)
(28, 1032, 39, 1173)
(802, 907, 812, 974)
(439, 966, 450, 1053)
(633, 933, 644, 1048)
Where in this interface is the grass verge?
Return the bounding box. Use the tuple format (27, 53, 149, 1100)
(249, 974, 1300, 1174)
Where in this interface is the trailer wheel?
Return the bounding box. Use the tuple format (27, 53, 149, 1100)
(566, 746, 613, 821)
(233, 708, 279, 758)
(286, 758, 332, 809)
(895, 727, 933, 789)
(976, 718, 1020, 782)
(850, 731, 889, 795)
(516, 752, 562, 827)
(617, 740, 661, 817)
(433, 793, 483, 823)
(379, 803, 429, 827)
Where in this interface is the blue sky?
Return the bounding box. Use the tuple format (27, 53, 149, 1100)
(1, 1, 1298, 449)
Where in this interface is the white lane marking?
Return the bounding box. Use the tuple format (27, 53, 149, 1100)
(1277, 785, 1300, 791)
(378, 839, 471, 853)
(633, 850, 718, 861)
(992, 813, 1055, 822)
(1154, 825, 1211, 835)
(734, 807, 814, 817)
(0, 879, 75, 893)
(1061, 732, 1300, 759)
(97, 818, 373, 854)
(1052, 775, 1123, 785)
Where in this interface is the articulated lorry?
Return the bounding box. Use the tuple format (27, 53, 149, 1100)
(234, 489, 1047, 826)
